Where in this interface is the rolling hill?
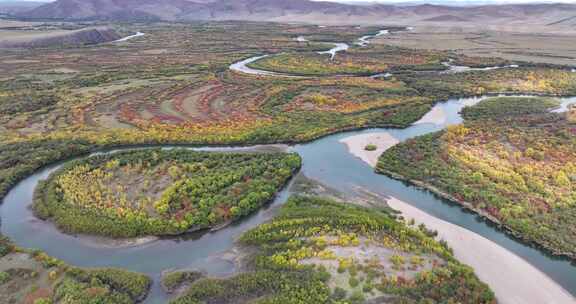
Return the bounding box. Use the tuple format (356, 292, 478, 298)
(11, 0, 576, 29)
(0, 27, 122, 48)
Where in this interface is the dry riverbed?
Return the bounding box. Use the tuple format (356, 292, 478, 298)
(414, 106, 447, 125)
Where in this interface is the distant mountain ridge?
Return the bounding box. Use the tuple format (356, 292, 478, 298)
(0, 27, 122, 48)
(12, 0, 576, 28)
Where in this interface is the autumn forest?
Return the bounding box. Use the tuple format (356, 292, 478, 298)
(0, 17, 575, 304)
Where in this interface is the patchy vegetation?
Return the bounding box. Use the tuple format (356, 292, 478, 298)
(0, 92, 59, 115)
(34, 149, 301, 238)
(162, 271, 203, 294)
(2, 20, 575, 303)
(378, 97, 576, 258)
(450, 55, 512, 68)
(399, 67, 576, 100)
(2, 23, 575, 213)
(171, 196, 495, 304)
(248, 45, 448, 76)
(0, 237, 151, 304)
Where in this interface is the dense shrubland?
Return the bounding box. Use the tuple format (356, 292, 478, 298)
(2, 23, 576, 211)
(378, 97, 576, 258)
(399, 67, 576, 100)
(162, 271, 203, 293)
(248, 45, 448, 76)
(0, 91, 59, 115)
(55, 267, 151, 303)
(171, 196, 495, 304)
(34, 149, 301, 238)
(460, 97, 560, 120)
(0, 76, 434, 207)
(0, 21, 574, 303)
(248, 52, 391, 76)
(0, 139, 94, 200)
(451, 55, 513, 68)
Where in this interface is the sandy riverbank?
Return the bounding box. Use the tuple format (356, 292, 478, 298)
(341, 131, 575, 303)
(339, 132, 399, 167)
(414, 105, 447, 125)
(386, 196, 575, 304)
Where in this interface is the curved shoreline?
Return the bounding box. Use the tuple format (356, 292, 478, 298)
(2, 97, 575, 303)
(371, 96, 576, 261)
(234, 28, 527, 79)
(1, 22, 576, 302)
(229, 54, 297, 77)
(386, 196, 575, 304)
(78, 235, 159, 249)
(378, 168, 576, 261)
(113, 31, 145, 43)
(7, 95, 574, 254)
(28, 144, 296, 247)
(441, 58, 520, 74)
(231, 27, 392, 77)
(339, 95, 576, 261)
(318, 42, 349, 60)
(356, 29, 390, 47)
(339, 132, 399, 167)
(336, 96, 576, 302)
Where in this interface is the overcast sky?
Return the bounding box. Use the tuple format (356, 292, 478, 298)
(316, 0, 576, 3)
(9, 0, 576, 4)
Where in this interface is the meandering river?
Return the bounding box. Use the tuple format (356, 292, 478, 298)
(2, 28, 576, 303)
(2, 95, 576, 303)
(230, 29, 524, 79)
(231, 28, 390, 75)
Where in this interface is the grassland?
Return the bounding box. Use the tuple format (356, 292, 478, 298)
(34, 149, 301, 238)
(378, 97, 576, 258)
(171, 195, 495, 304)
(379, 27, 576, 66)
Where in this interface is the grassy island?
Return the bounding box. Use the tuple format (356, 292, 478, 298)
(1, 23, 576, 206)
(171, 195, 495, 304)
(34, 149, 301, 238)
(378, 97, 576, 258)
(246, 46, 448, 76)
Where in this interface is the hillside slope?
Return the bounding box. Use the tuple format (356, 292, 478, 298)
(14, 0, 576, 28)
(0, 27, 122, 48)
